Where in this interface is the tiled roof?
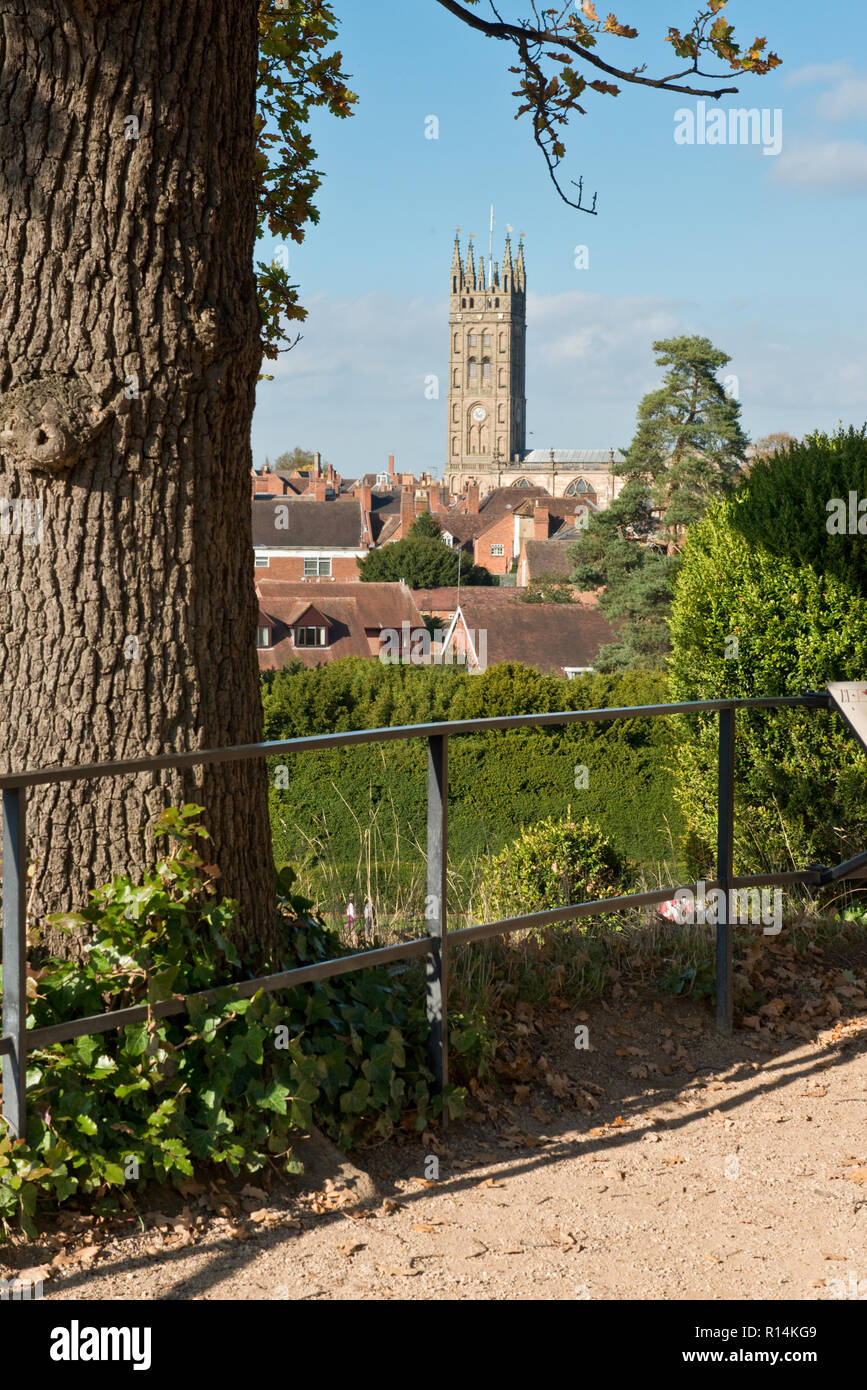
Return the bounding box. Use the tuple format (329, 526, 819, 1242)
(412, 586, 521, 612)
(448, 594, 613, 675)
(478, 485, 552, 515)
(523, 539, 579, 580)
(256, 580, 422, 669)
(252, 497, 363, 549)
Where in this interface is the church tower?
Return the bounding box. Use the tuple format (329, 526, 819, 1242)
(445, 231, 527, 490)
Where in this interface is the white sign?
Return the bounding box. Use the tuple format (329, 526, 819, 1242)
(828, 682, 867, 751)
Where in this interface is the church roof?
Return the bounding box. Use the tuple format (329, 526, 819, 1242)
(519, 450, 625, 466)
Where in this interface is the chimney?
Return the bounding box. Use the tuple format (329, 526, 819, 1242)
(312, 477, 327, 502)
(326, 463, 335, 484)
(388, 453, 395, 480)
(314, 451, 321, 477)
(399, 486, 415, 535)
(465, 484, 479, 515)
(427, 485, 442, 516)
(533, 501, 549, 540)
(360, 482, 372, 515)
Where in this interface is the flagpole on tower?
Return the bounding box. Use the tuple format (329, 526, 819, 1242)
(488, 205, 494, 289)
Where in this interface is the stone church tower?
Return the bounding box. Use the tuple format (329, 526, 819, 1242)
(445, 232, 526, 483)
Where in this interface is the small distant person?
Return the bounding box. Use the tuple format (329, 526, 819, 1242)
(345, 891, 356, 940)
(363, 896, 376, 934)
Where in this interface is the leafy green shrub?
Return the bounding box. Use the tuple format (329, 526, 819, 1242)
(474, 813, 629, 927)
(0, 808, 464, 1238)
(669, 425, 867, 874)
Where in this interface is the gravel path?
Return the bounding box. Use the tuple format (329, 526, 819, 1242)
(11, 975, 866, 1302)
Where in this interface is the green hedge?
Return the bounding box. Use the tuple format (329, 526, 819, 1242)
(264, 662, 685, 908)
(669, 426, 867, 874)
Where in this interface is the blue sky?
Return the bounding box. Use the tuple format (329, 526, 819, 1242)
(252, 0, 867, 479)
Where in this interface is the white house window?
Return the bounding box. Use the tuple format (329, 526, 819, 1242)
(255, 555, 270, 568)
(295, 626, 327, 647)
(257, 626, 271, 649)
(303, 557, 331, 576)
(490, 543, 505, 557)
(442, 533, 454, 547)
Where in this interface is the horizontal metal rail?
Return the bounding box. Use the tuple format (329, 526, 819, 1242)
(0, 693, 831, 791)
(0, 689, 858, 1139)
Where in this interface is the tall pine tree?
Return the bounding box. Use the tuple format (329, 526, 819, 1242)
(571, 336, 748, 670)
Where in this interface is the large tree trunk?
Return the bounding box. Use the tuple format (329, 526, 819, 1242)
(0, 0, 276, 959)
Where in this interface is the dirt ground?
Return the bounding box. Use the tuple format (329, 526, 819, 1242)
(6, 958, 866, 1303)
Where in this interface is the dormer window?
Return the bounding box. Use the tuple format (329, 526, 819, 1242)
(295, 625, 327, 647)
(257, 625, 272, 649)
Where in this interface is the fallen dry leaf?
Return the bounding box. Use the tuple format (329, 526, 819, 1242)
(663, 1156, 686, 1166)
(337, 1241, 363, 1257)
(411, 1223, 441, 1233)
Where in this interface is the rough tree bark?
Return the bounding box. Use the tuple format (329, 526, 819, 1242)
(0, 0, 276, 959)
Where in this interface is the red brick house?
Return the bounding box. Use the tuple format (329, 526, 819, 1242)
(252, 496, 374, 580)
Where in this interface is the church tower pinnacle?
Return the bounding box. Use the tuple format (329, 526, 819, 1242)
(445, 228, 527, 489)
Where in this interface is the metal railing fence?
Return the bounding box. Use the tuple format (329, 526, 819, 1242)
(3, 691, 865, 1139)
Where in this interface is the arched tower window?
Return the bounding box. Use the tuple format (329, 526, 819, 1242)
(482, 358, 491, 380)
(511, 478, 531, 488)
(468, 357, 478, 379)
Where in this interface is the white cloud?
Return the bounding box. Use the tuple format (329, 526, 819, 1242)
(771, 138, 867, 191)
(816, 77, 867, 120)
(785, 62, 853, 88)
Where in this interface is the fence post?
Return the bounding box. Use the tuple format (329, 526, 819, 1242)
(2, 787, 27, 1138)
(426, 734, 448, 1094)
(716, 706, 736, 1036)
